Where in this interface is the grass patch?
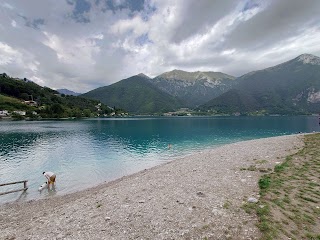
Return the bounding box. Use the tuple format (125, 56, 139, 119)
(255, 159, 268, 164)
(256, 133, 320, 240)
(240, 165, 257, 171)
(0, 94, 34, 111)
(241, 202, 256, 214)
(259, 176, 271, 192)
(223, 201, 232, 209)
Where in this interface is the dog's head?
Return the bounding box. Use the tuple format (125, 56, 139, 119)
(40, 182, 47, 187)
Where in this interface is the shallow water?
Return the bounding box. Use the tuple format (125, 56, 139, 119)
(0, 116, 319, 204)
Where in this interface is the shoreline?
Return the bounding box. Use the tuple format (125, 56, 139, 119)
(0, 134, 305, 239)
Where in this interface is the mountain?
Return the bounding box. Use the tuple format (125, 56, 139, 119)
(202, 54, 320, 114)
(0, 73, 112, 119)
(81, 74, 183, 114)
(149, 70, 236, 107)
(57, 88, 81, 96)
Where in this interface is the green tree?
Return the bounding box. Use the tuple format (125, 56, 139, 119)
(20, 93, 30, 100)
(50, 103, 64, 115)
(83, 109, 92, 117)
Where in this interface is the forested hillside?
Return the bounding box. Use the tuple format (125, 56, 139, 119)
(0, 73, 116, 119)
(82, 74, 183, 114)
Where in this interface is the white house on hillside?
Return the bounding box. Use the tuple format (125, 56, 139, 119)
(0, 110, 9, 116)
(13, 111, 26, 116)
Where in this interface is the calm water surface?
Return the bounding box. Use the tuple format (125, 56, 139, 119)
(0, 116, 319, 203)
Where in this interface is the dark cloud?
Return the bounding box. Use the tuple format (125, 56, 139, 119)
(26, 18, 45, 29)
(223, 0, 320, 50)
(170, 0, 236, 43)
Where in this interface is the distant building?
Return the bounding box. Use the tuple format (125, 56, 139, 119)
(95, 103, 102, 111)
(13, 111, 26, 116)
(0, 110, 9, 116)
(24, 100, 38, 106)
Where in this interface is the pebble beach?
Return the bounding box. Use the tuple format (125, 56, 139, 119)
(0, 134, 304, 240)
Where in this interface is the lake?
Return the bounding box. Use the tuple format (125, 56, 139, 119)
(0, 116, 319, 204)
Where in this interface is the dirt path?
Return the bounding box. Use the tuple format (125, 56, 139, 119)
(0, 135, 303, 240)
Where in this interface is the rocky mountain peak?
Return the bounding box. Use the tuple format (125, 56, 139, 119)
(297, 53, 320, 65)
(157, 69, 235, 82)
(136, 73, 151, 79)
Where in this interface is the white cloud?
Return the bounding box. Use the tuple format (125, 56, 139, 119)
(0, 42, 21, 65)
(11, 20, 17, 28)
(93, 33, 104, 40)
(42, 31, 101, 66)
(1, 2, 14, 10)
(0, 0, 320, 92)
(110, 15, 147, 36)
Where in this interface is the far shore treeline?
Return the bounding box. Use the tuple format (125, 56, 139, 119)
(0, 73, 125, 120)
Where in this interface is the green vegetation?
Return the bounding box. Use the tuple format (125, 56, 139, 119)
(0, 94, 34, 111)
(223, 200, 232, 209)
(243, 133, 320, 240)
(200, 56, 320, 115)
(0, 73, 120, 119)
(81, 75, 183, 114)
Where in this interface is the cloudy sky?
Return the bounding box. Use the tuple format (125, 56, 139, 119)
(1, 0, 320, 93)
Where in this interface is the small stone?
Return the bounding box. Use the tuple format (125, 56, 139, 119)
(248, 197, 258, 203)
(196, 191, 205, 197)
(138, 200, 145, 203)
(212, 208, 222, 216)
(56, 233, 64, 239)
(105, 217, 111, 221)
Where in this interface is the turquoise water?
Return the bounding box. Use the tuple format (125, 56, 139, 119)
(0, 116, 319, 203)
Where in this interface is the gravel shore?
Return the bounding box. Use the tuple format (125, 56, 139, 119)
(0, 134, 304, 240)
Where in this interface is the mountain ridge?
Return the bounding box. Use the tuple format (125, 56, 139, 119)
(47, 53, 320, 115)
(156, 69, 235, 82)
(148, 70, 236, 107)
(201, 53, 320, 114)
(57, 88, 81, 96)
